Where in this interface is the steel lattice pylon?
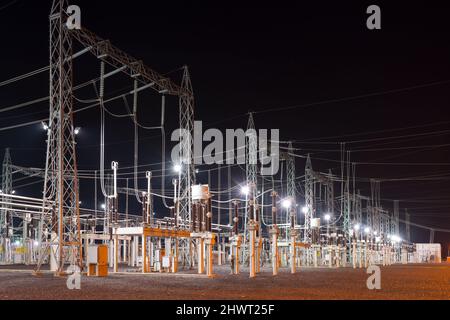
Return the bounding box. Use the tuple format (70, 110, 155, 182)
(1, 148, 12, 239)
(405, 209, 410, 242)
(366, 205, 373, 233)
(178, 66, 196, 229)
(286, 142, 296, 200)
(355, 191, 362, 226)
(246, 113, 257, 192)
(242, 113, 258, 263)
(178, 66, 195, 268)
(326, 169, 334, 215)
(286, 142, 296, 225)
(304, 154, 313, 243)
(36, 0, 82, 274)
(393, 200, 399, 236)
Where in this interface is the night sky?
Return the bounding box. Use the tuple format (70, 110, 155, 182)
(0, 1, 449, 252)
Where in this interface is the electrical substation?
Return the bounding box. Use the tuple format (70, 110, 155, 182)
(0, 0, 449, 301)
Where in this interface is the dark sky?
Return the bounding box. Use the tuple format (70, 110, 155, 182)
(0, 1, 449, 249)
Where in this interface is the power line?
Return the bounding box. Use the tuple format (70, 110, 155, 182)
(251, 80, 450, 115)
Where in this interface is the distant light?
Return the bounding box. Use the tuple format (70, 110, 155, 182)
(74, 127, 81, 135)
(375, 236, 381, 243)
(282, 199, 292, 209)
(387, 234, 392, 239)
(373, 231, 378, 236)
(354, 224, 360, 231)
(301, 206, 308, 214)
(173, 164, 182, 173)
(0, 190, 3, 194)
(241, 186, 250, 196)
(11, 190, 16, 195)
(364, 227, 370, 234)
(195, 169, 199, 174)
(101, 203, 106, 209)
(14, 240, 20, 246)
(324, 214, 331, 221)
(34, 241, 39, 246)
(391, 235, 401, 243)
(42, 121, 49, 131)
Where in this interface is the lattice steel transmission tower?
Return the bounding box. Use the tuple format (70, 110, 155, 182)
(241, 113, 258, 263)
(370, 179, 380, 236)
(405, 209, 410, 242)
(382, 212, 390, 238)
(246, 113, 257, 193)
(178, 66, 196, 229)
(304, 154, 314, 243)
(286, 142, 296, 201)
(36, 0, 82, 274)
(326, 169, 334, 215)
(355, 191, 362, 227)
(343, 152, 351, 238)
(393, 200, 399, 236)
(1, 148, 12, 239)
(366, 204, 373, 232)
(286, 142, 297, 229)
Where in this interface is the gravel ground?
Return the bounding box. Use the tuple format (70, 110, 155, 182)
(0, 263, 449, 300)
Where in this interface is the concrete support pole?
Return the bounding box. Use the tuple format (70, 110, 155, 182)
(249, 221, 256, 278)
(222, 238, 226, 264)
(189, 239, 194, 269)
(122, 240, 127, 264)
(358, 241, 362, 268)
(352, 240, 356, 269)
(364, 241, 368, 268)
(290, 231, 297, 274)
(50, 232, 58, 272)
(197, 238, 204, 274)
(270, 228, 278, 276)
(231, 235, 241, 274)
(108, 240, 114, 268)
(218, 235, 222, 266)
(131, 236, 136, 267)
(172, 239, 178, 273)
(113, 235, 118, 273)
(336, 244, 342, 268)
(313, 246, 318, 268)
(205, 234, 214, 278)
(343, 246, 347, 267)
(142, 235, 147, 273)
(329, 246, 333, 268)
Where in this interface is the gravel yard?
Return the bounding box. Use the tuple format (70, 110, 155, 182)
(0, 263, 449, 300)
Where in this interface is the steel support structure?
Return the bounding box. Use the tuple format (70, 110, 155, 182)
(393, 200, 399, 236)
(36, 0, 82, 274)
(1, 149, 12, 240)
(405, 209, 410, 242)
(304, 154, 313, 243)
